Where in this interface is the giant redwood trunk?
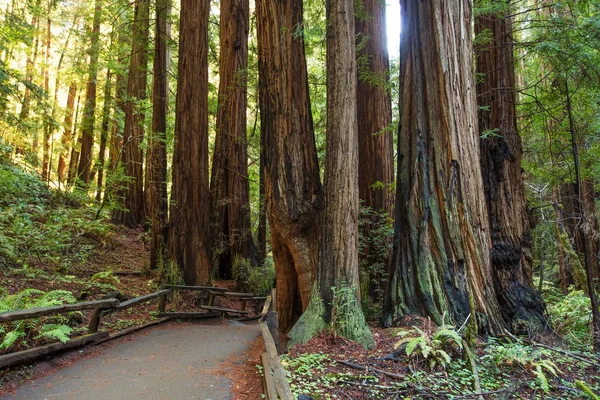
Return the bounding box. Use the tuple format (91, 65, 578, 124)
(114, 0, 149, 227)
(355, 0, 394, 306)
(95, 69, 112, 202)
(383, 0, 504, 335)
(76, 0, 102, 185)
(475, 4, 548, 333)
(210, 0, 257, 278)
(256, 0, 323, 333)
(147, 0, 170, 270)
(289, 0, 373, 348)
(168, 0, 212, 286)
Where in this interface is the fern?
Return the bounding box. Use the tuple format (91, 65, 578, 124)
(35, 324, 72, 343)
(0, 329, 25, 349)
(396, 322, 463, 370)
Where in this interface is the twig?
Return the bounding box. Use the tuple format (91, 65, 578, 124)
(462, 339, 484, 400)
(335, 359, 405, 380)
(453, 388, 513, 399)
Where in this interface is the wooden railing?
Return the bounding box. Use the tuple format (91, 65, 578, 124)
(259, 296, 292, 400)
(0, 289, 172, 369)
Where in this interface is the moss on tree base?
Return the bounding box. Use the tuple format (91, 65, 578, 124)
(288, 285, 374, 349)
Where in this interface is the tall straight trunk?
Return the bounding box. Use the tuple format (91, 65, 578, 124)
(168, 0, 212, 285)
(355, 0, 394, 307)
(210, 0, 257, 278)
(257, 128, 267, 263)
(475, 3, 548, 334)
(57, 82, 77, 186)
(115, 0, 149, 227)
(565, 80, 600, 352)
(289, 0, 373, 348)
(19, 1, 41, 124)
(256, 0, 323, 333)
(383, 0, 504, 335)
(96, 69, 112, 201)
(41, 15, 51, 181)
(76, 0, 102, 185)
(67, 94, 82, 186)
(147, 0, 171, 270)
(553, 188, 579, 293)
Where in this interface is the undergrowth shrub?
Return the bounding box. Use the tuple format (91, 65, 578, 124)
(0, 288, 77, 350)
(358, 205, 392, 320)
(233, 256, 275, 296)
(546, 287, 592, 351)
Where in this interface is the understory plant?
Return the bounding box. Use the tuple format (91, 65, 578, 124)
(0, 288, 77, 350)
(395, 321, 463, 369)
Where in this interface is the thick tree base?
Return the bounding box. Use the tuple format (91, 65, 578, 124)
(288, 286, 374, 349)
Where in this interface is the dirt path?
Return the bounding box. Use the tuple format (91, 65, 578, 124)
(0, 321, 261, 400)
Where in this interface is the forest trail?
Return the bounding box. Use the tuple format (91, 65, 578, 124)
(0, 321, 261, 400)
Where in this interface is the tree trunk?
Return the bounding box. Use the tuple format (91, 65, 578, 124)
(19, 2, 40, 124)
(147, 0, 171, 270)
(565, 80, 600, 352)
(257, 127, 267, 263)
(289, 0, 373, 348)
(475, 3, 548, 334)
(553, 188, 579, 293)
(114, 0, 149, 227)
(210, 0, 257, 278)
(57, 82, 77, 186)
(95, 69, 112, 202)
(168, 0, 212, 286)
(41, 15, 51, 181)
(383, 0, 504, 336)
(355, 0, 394, 309)
(256, 0, 323, 333)
(67, 94, 82, 186)
(76, 0, 102, 185)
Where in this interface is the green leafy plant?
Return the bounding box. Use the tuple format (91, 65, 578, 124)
(483, 339, 560, 393)
(395, 322, 463, 369)
(91, 270, 120, 285)
(0, 288, 76, 350)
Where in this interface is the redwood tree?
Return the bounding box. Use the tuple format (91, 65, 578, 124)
(355, 0, 394, 305)
(289, 0, 372, 348)
(210, 0, 257, 278)
(76, 0, 102, 185)
(383, 0, 504, 335)
(168, 0, 212, 285)
(256, 0, 323, 333)
(475, 3, 548, 333)
(146, 0, 171, 270)
(114, 0, 149, 227)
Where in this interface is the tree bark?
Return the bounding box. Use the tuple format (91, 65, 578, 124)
(355, 0, 394, 309)
(76, 0, 102, 185)
(57, 82, 77, 186)
(41, 14, 51, 181)
(147, 0, 171, 270)
(168, 0, 212, 286)
(95, 69, 112, 202)
(114, 0, 149, 227)
(475, 3, 548, 334)
(67, 93, 82, 186)
(289, 0, 373, 348)
(210, 0, 257, 278)
(256, 0, 323, 333)
(383, 0, 504, 336)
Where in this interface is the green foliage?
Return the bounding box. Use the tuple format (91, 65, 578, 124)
(158, 259, 184, 286)
(0, 288, 76, 350)
(483, 339, 560, 393)
(358, 205, 392, 319)
(91, 270, 120, 285)
(232, 256, 275, 296)
(281, 352, 332, 399)
(395, 323, 463, 370)
(547, 288, 593, 350)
